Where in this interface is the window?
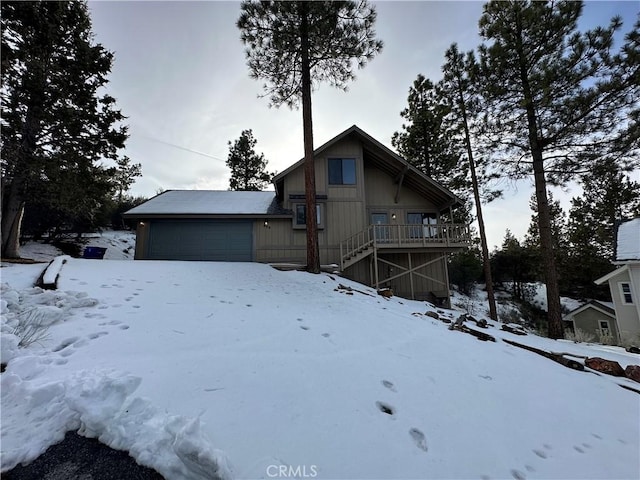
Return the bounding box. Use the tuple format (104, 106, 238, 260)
(599, 320, 610, 331)
(328, 158, 356, 185)
(619, 282, 634, 304)
(294, 203, 322, 228)
(407, 212, 437, 238)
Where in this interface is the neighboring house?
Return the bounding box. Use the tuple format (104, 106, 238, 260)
(563, 300, 617, 343)
(124, 125, 471, 304)
(592, 218, 640, 345)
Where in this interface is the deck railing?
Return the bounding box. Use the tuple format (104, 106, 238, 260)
(340, 223, 471, 269)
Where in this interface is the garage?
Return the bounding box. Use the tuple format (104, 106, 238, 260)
(147, 219, 253, 261)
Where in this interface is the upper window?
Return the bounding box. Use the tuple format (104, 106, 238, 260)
(328, 158, 356, 185)
(619, 282, 634, 304)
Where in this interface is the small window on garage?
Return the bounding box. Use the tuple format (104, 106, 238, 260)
(328, 158, 356, 185)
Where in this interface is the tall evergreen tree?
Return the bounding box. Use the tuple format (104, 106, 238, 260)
(226, 129, 272, 191)
(439, 43, 500, 321)
(564, 159, 640, 298)
(1, 1, 128, 257)
(392, 75, 457, 180)
(569, 159, 640, 259)
(477, 1, 638, 338)
(237, 1, 382, 273)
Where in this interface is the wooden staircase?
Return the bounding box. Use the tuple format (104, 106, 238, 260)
(340, 226, 375, 270)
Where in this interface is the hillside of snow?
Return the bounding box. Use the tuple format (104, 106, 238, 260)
(1, 252, 639, 479)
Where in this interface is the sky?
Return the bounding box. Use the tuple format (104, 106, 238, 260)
(2, 243, 639, 478)
(86, 1, 640, 249)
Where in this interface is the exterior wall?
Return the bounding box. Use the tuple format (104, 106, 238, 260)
(567, 308, 619, 344)
(134, 220, 150, 259)
(364, 164, 440, 222)
(608, 265, 640, 343)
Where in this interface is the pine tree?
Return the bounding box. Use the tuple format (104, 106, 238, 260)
(114, 157, 142, 202)
(563, 158, 640, 298)
(237, 1, 382, 273)
(226, 130, 272, 191)
(1, 1, 128, 257)
(392, 75, 457, 180)
(439, 43, 501, 321)
(491, 230, 538, 301)
(477, 0, 638, 338)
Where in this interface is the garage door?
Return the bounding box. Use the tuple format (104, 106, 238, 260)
(147, 220, 253, 261)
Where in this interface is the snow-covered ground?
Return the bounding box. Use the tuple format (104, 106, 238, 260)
(1, 241, 639, 479)
(18, 230, 136, 262)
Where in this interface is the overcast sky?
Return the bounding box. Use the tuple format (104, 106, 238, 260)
(87, 1, 639, 249)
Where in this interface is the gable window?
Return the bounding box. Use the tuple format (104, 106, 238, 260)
(619, 282, 634, 304)
(328, 158, 356, 185)
(294, 203, 323, 229)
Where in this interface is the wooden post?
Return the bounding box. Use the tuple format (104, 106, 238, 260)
(408, 252, 414, 300)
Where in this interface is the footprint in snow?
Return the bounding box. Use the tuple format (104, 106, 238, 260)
(119, 325, 130, 330)
(375, 401, 395, 416)
(52, 337, 79, 352)
(299, 325, 310, 331)
(321, 333, 330, 338)
(573, 446, 585, 453)
(87, 331, 108, 340)
(409, 428, 428, 452)
(381, 380, 396, 392)
(511, 469, 526, 480)
(532, 449, 547, 459)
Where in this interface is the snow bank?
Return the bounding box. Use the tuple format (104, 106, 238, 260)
(1, 282, 233, 480)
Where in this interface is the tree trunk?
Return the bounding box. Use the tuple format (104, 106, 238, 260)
(1, 181, 25, 258)
(517, 63, 563, 339)
(457, 84, 497, 321)
(299, 1, 320, 274)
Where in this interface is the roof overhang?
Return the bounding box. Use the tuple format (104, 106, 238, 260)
(594, 265, 629, 285)
(563, 300, 616, 319)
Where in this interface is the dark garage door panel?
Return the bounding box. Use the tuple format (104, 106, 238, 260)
(148, 220, 253, 261)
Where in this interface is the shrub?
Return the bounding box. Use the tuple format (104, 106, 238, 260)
(565, 327, 595, 343)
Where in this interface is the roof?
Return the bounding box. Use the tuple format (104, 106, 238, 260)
(616, 218, 640, 262)
(564, 300, 616, 319)
(594, 264, 629, 285)
(273, 125, 464, 212)
(124, 190, 290, 217)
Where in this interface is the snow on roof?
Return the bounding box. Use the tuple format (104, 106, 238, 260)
(616, 218, 640, 261)
(124, 190, 278, 216)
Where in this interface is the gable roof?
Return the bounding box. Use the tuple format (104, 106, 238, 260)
(594, 264, 629, 285)
(273, 125, 464, 212)
(615, 217, 640, 262)
(564, 300, 616, 319)
(124, 190, 289, 218)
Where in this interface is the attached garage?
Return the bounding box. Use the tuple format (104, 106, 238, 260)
(147, 219, 253, 261)
(124, 190, 292, 262)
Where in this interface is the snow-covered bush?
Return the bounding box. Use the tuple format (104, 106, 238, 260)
(565, 328, 595, 343)
(8, 308, 55, 347)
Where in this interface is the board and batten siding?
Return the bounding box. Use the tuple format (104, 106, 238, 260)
(364, 164, 440, 221)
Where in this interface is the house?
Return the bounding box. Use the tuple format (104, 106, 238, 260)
(591, 218, 640, 345)
(124, 125, 471, 304)
(563, 300, 617, 343)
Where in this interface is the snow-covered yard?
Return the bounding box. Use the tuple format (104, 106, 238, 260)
(1, 248, 639, 479)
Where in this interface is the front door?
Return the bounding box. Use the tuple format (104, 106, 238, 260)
(371, 213, 389, 242)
